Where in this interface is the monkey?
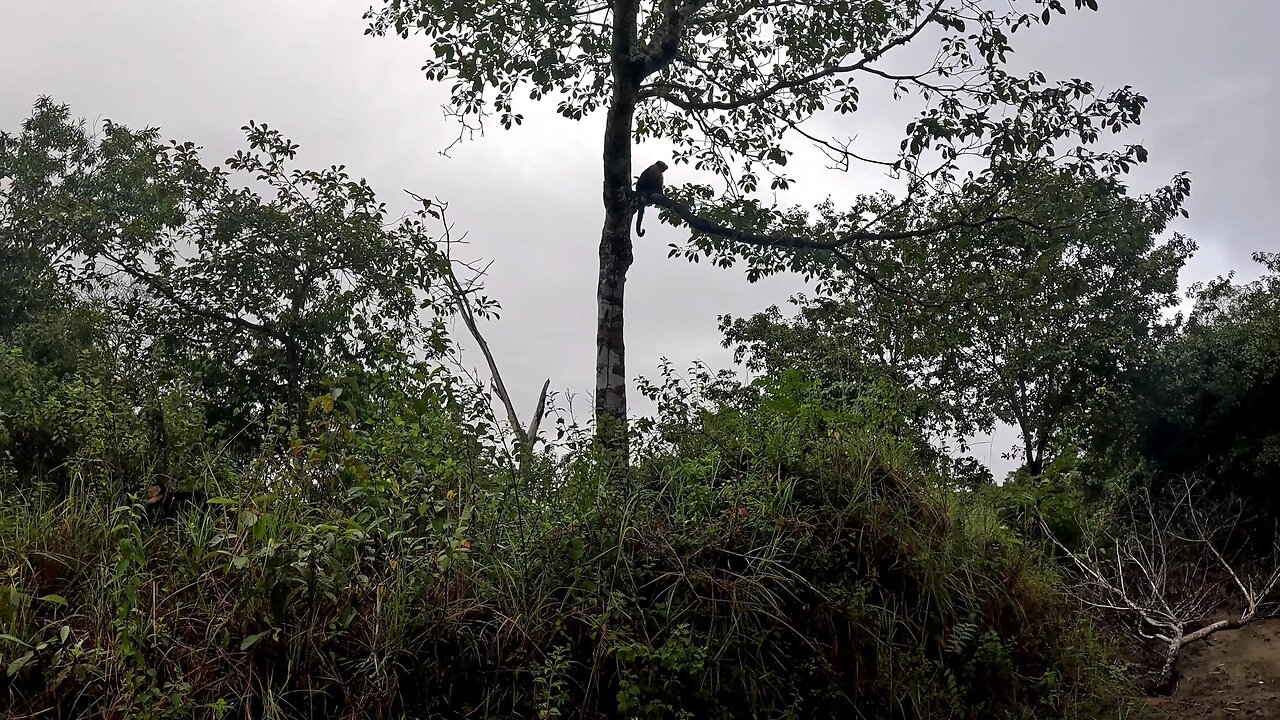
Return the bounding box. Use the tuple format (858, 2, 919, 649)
(145, 482, 210, 521)
(634, 161, 668, 237)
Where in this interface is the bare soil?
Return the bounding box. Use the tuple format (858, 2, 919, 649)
(1146, 618, 1280, 719)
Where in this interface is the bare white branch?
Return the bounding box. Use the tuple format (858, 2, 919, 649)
(1046, 476, 1280, 692)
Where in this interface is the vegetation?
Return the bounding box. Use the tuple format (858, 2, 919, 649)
(1120, 253, 1280, 512)
(1, 349, 1135, 718)
(367, 0, 1164, 460)
(3, 1, 1279, 718)
(722, 162, 1194, 476)
(1, 100, 1143, 719)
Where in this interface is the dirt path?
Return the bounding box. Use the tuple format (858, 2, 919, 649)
(1146, 618, 1280, 719)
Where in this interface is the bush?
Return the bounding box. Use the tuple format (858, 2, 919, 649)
(2, 366, 1134, 719)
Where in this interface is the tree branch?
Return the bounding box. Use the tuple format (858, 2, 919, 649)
(645, 191, 1047, 251)
(1046, 479, 1280, 691)
(419, 193, 548, 458)
(102, 250, 286, 343)
(639, 0, 944, 110)
(637, 0, 714, 79)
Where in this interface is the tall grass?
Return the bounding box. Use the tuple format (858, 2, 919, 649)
(2, 383, 1136, 719)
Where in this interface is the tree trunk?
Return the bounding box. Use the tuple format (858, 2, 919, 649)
(1155, 615, 1250, 692)
(1025, 438, 1044, 476)
(595, 210, 633, 464)
(594, 1, 640, 468)
(1018, 418, 1041, 476)
(284, 337, 303, 431)
(1030, 418, 1056, 476)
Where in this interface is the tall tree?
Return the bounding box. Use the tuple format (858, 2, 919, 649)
(725, 164, 1192, 475)
(367, 0, 1159, 461)
(1, 99, 453, 433)
(1123, 253, 1280, 508)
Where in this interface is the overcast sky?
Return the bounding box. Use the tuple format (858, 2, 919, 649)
(2, 1, 1275, 473)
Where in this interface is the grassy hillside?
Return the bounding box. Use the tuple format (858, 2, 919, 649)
(2, 370, 1133, 719)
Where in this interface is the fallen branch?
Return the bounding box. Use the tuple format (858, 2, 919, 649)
(1047, 477, 1280, 692)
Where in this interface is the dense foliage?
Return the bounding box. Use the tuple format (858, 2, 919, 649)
(367, 0, 1169, 456)
(1, 99, 452, 440)
(722, 163, 1193, 477)
(1121, 253, 1280, 511)
(0, 101, 1147, 719)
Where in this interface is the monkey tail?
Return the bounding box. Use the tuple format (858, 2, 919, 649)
(636, 206, 646, 236)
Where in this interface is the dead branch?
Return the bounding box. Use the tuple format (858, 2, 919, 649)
(408, 191, 548, 461)
(1047, 476, 1280, 692)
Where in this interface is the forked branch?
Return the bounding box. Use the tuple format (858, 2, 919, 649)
(411, 191, 549, 460)
(1048, 477, 1280, 692)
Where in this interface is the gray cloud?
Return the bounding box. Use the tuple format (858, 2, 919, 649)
(3, 1, 1275, 469)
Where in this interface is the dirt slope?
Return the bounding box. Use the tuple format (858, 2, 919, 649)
(1147, 618, 1280, 719)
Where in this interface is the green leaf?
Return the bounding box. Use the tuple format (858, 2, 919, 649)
(240, 630, 271, 651)
(7, 651, 34, 677)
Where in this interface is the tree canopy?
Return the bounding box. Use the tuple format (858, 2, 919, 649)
(367, 0, 1164, 461)
(1122, 253, 1280, 509)
(723, 163, 1193, 475)
(0, 98, 455, 434)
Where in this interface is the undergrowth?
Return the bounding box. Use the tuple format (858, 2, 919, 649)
(1, 362, 1136, 719)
